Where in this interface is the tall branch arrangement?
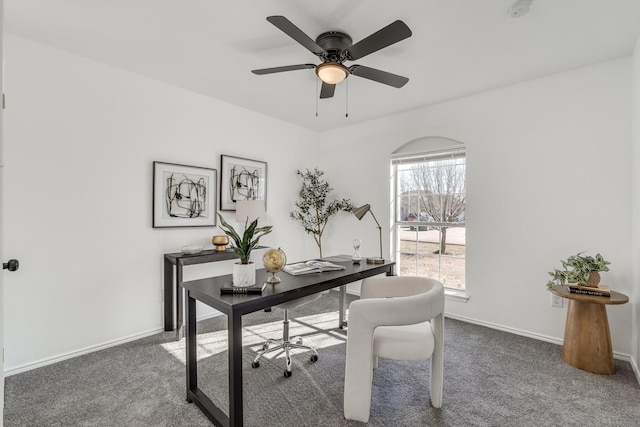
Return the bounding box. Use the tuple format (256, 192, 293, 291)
(290, 168, 353, 258)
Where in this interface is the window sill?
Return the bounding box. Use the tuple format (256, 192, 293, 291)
(445, 288, 469, 302)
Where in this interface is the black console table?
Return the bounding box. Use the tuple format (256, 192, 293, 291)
(164, 248, 241, 337)
(182, 256, 395, 426)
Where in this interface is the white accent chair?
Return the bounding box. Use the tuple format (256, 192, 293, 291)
(343, 276, 445, 423)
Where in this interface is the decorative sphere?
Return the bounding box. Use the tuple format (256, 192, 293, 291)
(263, 248, 286, 273)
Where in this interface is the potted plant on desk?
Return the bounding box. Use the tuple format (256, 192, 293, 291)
(217, 213, 272, 287)
(546, 252, 611, 289)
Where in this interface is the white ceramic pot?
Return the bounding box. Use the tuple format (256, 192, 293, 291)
(232, 262, 256, 287)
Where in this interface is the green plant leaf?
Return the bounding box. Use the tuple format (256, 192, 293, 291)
(546, 251, 611, 289)
(217, 212, 272, 264)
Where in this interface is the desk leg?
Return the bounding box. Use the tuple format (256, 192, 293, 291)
(164, 258, 174, 331)
(185, 290, 230, 426)
(228, 310, 244, 426)
(175, 262, 184, 340)
(185, 291, 197, 401)
(562, 299, 615, 375)
(386, 264, 395, 276)
(339, 285, 347, 329)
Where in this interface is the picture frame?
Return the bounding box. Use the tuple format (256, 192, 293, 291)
(153, 161, 217, 228)
(220, 155, 267, 211)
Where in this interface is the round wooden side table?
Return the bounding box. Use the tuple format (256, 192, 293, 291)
(549, 285, 629, 375)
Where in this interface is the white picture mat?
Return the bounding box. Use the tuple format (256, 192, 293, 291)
(220, 155, 267, 211)
(153, 162, 217, 228)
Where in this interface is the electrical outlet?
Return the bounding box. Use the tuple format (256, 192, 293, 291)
(551, 294, 563, 308)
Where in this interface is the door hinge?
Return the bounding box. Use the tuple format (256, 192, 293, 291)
(3, 93, 5, 109)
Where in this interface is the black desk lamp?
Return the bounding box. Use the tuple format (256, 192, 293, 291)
(352, 204, 384, 264)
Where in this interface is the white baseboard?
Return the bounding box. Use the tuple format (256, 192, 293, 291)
(352, 288, 635, 366)
(444, 312, 632, 362)
(5, 305, 637, 387)
(196, 311, 223, 323)
(4, 311, 226, 377)
(631, 355, 640, 384)
(4, 327, 163, 377)
(444, 312, 563, 345)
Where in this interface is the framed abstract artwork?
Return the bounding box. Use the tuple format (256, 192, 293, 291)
(220, 155, 267, 211)
(152, 161, 217, 228)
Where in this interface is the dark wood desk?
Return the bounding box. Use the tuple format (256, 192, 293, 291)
(182, 256, 395, 426)
(549, 285, 629, 374)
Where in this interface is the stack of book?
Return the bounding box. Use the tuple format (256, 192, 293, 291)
(567, 283, 611, 297)
(220, 282, 266, 295)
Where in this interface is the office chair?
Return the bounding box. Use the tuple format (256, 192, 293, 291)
(251, 294, 321, 378)
(343, 276, 445, 423)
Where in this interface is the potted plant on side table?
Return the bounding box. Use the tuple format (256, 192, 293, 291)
(217, 212, 272, 287)
(546, 252, 611, 289)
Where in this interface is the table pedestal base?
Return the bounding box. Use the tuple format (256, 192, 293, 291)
(562, 299, 615, 375)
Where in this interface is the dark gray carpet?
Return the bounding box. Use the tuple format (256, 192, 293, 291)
(4, 290, 640, 426)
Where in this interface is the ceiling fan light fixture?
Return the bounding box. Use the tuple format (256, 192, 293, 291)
(316, 62, 348, 85)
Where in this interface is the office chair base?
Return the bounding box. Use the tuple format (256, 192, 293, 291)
(252, 312, 319, 377)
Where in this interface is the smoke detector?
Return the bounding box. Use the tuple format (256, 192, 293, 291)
(509, 0, 533, 18)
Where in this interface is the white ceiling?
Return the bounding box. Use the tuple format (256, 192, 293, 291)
(5, 0, 640, 132)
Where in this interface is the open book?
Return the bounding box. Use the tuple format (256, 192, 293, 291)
(283, 260, 346, 275)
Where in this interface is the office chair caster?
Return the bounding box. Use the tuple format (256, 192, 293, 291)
(253, 302, 321, 377)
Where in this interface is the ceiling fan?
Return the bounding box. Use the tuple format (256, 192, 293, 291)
(252, 16, 412, 99)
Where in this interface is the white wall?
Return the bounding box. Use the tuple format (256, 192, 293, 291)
(2, 35, 319, 373)
(0, 0, 5, 422)
(319, 58, 635, 357)
(3, 34, 637, 374)
(631, 37, 640, 376)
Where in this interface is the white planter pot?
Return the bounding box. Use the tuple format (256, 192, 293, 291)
(232, 262, 256, 287)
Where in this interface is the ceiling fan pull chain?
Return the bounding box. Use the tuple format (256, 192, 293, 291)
(345, 79, 349, 118)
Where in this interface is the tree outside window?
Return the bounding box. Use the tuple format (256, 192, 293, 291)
(394, 154, 466, 289)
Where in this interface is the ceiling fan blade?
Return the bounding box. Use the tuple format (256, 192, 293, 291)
(345, 20, 412, 60)
(319, 82, 336, 99)
(252, 64, 316, 75)
(349, 65, 409, 88)
(266, 16, 325, 56)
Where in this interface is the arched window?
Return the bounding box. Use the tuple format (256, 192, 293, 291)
(391, 137, 466, 290)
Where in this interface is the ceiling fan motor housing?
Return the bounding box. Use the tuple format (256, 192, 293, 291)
(315, 31, 352, 62)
